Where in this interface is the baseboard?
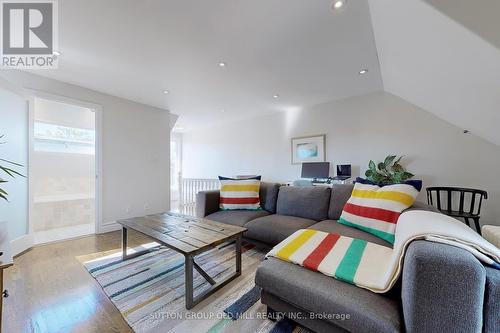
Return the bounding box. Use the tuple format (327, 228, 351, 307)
(98, 221, 121, 234)
(11, 233, 34, 257)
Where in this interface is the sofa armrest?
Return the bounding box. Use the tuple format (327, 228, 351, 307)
(196, 190, 220, 217)
(484, 266, 500, 333)
(401, 240, 486, 333)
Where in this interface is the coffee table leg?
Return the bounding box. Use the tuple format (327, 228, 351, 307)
(193, 261, 216, 285)
(183, 236, 244, 310)
(122, 227, 128, 260)
(236, 235, 242, 275)
(185, 254, 194, 309)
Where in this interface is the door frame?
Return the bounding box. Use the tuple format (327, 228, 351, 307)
(27, 90, 103, 239)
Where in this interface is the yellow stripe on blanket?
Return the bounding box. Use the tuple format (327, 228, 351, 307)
(276, 229, 317, 260)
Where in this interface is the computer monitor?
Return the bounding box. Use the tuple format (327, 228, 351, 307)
(336, 164, 352, 177)
(301, 162, 330, 179)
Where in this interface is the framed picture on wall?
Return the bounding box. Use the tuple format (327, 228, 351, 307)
(291, 134, 326, 164)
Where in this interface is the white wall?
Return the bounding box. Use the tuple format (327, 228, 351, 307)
(182, 92, 500, 226)
(0, 71, 172, 235)
(0, 84, 28, 241)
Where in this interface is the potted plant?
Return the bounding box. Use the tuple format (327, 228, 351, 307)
(364, 155, 414, 185)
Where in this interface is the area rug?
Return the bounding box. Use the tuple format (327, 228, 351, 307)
(81, 241, 309, 333)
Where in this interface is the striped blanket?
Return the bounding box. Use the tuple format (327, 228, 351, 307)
(267, 210, 500, 293)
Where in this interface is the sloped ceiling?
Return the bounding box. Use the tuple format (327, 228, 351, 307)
(26, 0, 382, 131)
(369, 0, 500, 146)
(7, 0, 499, 142)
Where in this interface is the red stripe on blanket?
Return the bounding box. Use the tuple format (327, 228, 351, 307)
(303, 233, 341, 271)
(219, 197, 260, 204)
(343, 202, 400, 224)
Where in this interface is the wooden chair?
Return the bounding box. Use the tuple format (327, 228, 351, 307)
(426, 187, 488, 234)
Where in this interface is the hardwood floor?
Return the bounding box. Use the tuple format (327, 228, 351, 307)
(3, 230, 152, 333)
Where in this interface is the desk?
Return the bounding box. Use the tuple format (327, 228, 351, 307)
(0, 223, 13, 333)
(313, 178, 353, 186)
(287, 178, 354, 187)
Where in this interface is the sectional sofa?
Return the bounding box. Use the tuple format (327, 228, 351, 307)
(196, 182, 499, 333)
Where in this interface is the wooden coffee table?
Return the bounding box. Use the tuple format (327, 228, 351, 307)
(117, 212, 247, 309)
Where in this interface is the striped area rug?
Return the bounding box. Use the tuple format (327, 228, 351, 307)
(82, 241, 310, 333)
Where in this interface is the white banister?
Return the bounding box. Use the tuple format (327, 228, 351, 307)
(178, 178, 219, 216)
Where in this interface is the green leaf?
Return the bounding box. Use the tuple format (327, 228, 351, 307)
(0, 165, 25, 178)
(365, 170, 373, 177)
(369, 160, 376, 172)
(401, 171, 414, 180)
(384, 155, 396, 167)
(372, 173, 385, 185)
(393, 156, 403, 166)
(392, 163, 404, 173)
(392, 172, 403, 183)
(0, 158, 24, 167)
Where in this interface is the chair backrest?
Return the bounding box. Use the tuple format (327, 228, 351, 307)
(426, 187, 488, 216)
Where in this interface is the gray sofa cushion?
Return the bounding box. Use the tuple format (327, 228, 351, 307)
(276, 186, 331, 221)
(484, 266, 500, 333)
(244, 214, 317, 245)
(260, 182, 281, 213)
(328, 184, 354, 220)
(309, 220, 392, 248)
(255, 257, 402, 333)
(206, 210, 270, 227)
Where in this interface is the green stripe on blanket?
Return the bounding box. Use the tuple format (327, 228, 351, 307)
(338, 218, 395, 244)
(335, 239, 367, 283)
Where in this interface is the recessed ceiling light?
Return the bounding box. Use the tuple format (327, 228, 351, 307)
(273, 94, 279, 99)
(220, 109, 226, 113)
(163, 90, 170, 94)
(332, 0, 346, 10)
(359, 69, 368, 75)
(218, 62, 226, 67)
(53, 51, 61, 56)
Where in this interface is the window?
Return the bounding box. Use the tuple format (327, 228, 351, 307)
(34, 122, 95, 155)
